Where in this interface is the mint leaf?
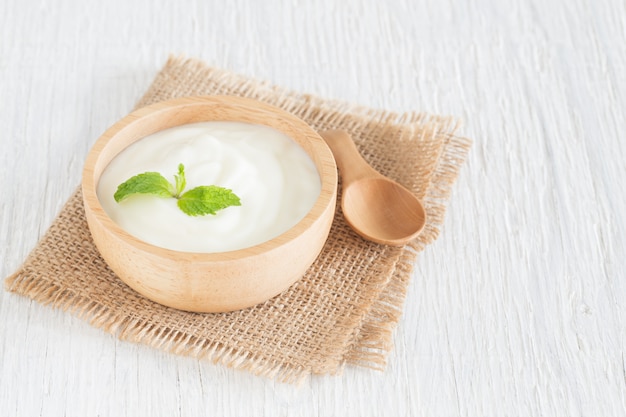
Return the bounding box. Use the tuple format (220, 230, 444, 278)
(174, 163, 186, 197)
(114, 172, 174, 202)
(114, 163, 242, 217)
(177, 185, 242, 216)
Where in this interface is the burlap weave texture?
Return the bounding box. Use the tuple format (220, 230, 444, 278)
(5, 56, 471, 382)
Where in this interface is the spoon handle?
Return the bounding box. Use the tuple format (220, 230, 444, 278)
(319, 130, 378, 185)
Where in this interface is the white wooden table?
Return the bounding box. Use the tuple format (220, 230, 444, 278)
(2, 0, 625, 415)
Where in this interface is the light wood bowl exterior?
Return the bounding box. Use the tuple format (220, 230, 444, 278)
(82, 96, 337, 313)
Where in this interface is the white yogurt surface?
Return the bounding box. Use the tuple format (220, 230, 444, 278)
(97, 121, 321, 253)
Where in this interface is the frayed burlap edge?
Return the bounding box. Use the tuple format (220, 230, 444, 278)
(345, 122, 471, 368)
(135, 56, 473, 372)
(5, 56, 471, 382)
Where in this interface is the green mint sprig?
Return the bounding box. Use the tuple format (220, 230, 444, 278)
(113, 163, 241, 216)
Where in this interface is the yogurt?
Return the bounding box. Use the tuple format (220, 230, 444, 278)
(97, 121, 321, 253)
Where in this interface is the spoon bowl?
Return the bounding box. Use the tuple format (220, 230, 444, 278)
(320, 130, 426, 246)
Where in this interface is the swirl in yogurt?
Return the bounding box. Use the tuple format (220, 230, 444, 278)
(97, 121, 321, 253)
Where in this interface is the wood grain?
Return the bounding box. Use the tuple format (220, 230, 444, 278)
(1, 0, 625, 415)
(320, 130, 426, 246)
(82, 96, 337, 312)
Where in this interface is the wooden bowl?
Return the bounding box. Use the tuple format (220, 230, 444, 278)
(82, 96, 337, 313)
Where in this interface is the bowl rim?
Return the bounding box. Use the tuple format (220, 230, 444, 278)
(81, 95, 338, 262)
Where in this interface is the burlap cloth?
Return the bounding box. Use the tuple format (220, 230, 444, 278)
(5, 56, 471, 383)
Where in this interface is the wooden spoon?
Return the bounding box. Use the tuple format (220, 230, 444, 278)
(319, 130, 426, 246)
